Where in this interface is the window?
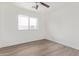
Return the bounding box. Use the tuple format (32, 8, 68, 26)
(30, 17, 37, 29)
(18, 15, 38, 30)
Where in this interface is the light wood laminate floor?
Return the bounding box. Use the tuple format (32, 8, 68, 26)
(0, 39, 79, 56)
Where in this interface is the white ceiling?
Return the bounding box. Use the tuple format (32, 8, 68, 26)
(13, 2, 66, 13)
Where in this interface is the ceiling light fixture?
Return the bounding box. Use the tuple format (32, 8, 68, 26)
(32, 2, 50, 10)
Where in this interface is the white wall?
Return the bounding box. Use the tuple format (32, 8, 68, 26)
(0, 3, 47, 48)
(0, 4, 1, 40)
(1, 2, 79, 50)
(47, 3, 79, 49)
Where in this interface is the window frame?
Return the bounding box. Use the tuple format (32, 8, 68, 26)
(18, 15, 38, 31)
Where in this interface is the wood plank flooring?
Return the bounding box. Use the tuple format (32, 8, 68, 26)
(0, 39, 79, 56)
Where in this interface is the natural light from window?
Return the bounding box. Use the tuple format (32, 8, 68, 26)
(18, 15, 38, 30)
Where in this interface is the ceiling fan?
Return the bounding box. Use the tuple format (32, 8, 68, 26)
(32, 2, 50, 10)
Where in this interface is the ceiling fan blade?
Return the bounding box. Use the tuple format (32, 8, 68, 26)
(40, 2, 50, 8)
(35, 2, 39, 9)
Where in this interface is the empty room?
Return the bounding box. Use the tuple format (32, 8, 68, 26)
(0, 2, 79, 56)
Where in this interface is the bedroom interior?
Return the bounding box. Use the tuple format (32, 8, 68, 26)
(0, 2, 79, 56)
